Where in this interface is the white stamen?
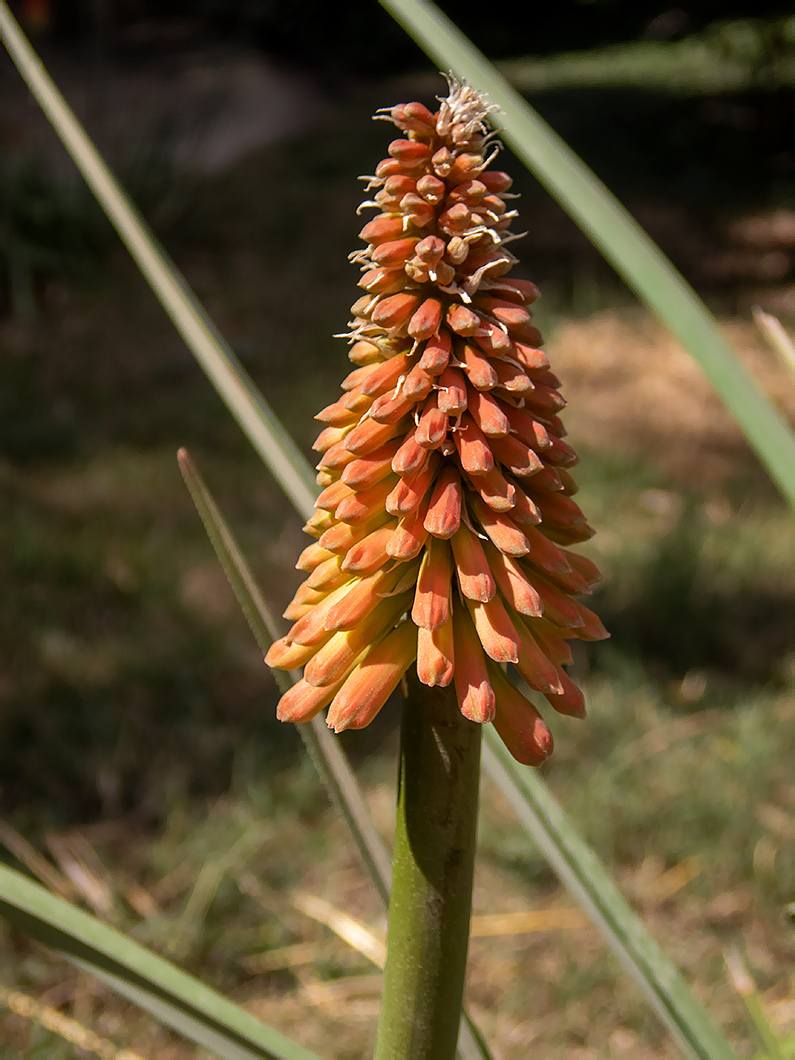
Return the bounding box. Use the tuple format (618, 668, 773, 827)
(499, 230, 528, 245)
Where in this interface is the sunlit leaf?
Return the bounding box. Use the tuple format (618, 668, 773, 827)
(0, 864, 318, 1060)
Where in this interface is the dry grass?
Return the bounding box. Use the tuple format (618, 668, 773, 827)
(549, 310, 795, 490)
(2, 760, 792, 1059)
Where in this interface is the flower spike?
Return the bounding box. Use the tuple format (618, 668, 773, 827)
(266, 77, 608, 763)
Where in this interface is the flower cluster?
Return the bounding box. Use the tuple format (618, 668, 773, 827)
(266, 79, 607, 765)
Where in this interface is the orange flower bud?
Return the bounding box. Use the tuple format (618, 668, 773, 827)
(276, 678, 343, 723)
(488, 663, 554, 766)
(467, 466, 516, 513)
(418, 329, 452, 374)
(296, 541, 335, 572)
(386, 453, 440, 516)
(304, 592, 412, 688)
(401, 363, 435, 401)
(335, 476, 398, 525)
(265, 635, 325, 671)
(344, 415, 407, 456)
(325, 562, 418, 634)
(408, 296, 443, 340)
(450, 527, 495, 603)
(435, 367, 468, 416)
(372, 237, 420, 267)
(467, 386, 510, 437)
(459, 343, 498, 390)
(283, 581, 325, 621)
(465, 595, 520, 664)
(423, 466, 462, 539)
(388, 139, 432, 164)
(453, 415, 494, 475)
(489, 435, 544, 478)
(340, 440, 403, 489)
(371, 292, 422, 329)
(306, 553, 346, 592)
(392, 433, 430, 476)
(320, 511, 390, 555)
(359, 215, 405, 245)
(417, 619, 455, 687)
(452, 602, 495, 723)
(482, 542, 542, 617)
(387, 500, 431, 561)
(315, 480, 353, 514)
(414, 394, 448, 449)
(513, 343, 551, 373)
(326, 621, 418, 732)
(412, 537, 453, 630)
(339, 524, 398, 575)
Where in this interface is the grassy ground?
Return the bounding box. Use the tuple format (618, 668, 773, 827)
(0, 61, 794, 1058)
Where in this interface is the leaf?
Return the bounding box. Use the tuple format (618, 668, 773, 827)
(0, 864, 318, 1060)
(177, 449, 393, 904)
(378, 0, 795, 509)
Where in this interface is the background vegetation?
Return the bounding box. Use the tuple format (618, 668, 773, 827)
(0, 3, 793, 1056)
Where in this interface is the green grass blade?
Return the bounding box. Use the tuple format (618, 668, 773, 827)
(0, 1, 317, 522)
(178, 450, 491, 1060)
(482, 731, 737, 1060)
(0, 864, 318, 1060)
(177, 450, 284, 661)
(177, 449, 394, 904)
(379, 0, 795, 508)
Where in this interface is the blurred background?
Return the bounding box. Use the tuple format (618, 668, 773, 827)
(1, 2, 794, 1056)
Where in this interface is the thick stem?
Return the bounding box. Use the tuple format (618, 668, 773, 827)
(374, 673, 481, 1060)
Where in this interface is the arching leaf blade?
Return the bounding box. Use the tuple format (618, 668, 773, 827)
(0, 864, 318, 1060)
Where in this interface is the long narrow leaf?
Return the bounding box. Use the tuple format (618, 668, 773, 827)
(482, 733, 737, 1060)
(0, 2, 317, 522)
(0, 864, 318, 1060)
(178, 450, 492, 1060)
(1, 9, 737, 1057)
(379, 0, 795, 508)
(177, 449, 393, 904)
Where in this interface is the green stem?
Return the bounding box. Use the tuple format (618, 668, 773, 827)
(375, 675, 481, 1060)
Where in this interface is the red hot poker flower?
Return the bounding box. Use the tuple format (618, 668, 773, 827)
(266, 78, 608, 765)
